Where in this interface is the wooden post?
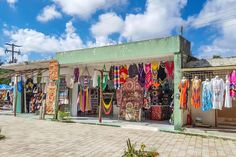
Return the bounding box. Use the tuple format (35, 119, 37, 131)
(98, 70, 103, 123)
(13, 75, 18, 117)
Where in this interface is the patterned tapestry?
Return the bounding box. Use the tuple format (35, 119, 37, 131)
(120, 77, 144, 121)
(49, 60, 59, 81)
(46, 82, 57, 114)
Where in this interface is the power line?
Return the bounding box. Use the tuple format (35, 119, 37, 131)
(5, 43, 22, 64)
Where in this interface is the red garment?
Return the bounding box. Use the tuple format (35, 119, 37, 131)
(229, 71, 236, 97)
(165, 61, 174, 79)
(120, 65, 128, 84)
(145, 63, 153, 89)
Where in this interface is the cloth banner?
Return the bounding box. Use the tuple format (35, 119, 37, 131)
(46, 82, 57, 114)
(49, 60, 59, 81)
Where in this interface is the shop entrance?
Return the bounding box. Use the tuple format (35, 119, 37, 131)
(66, 57, 175, 124)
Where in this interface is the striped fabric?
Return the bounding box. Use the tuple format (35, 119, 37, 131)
(114, 66, 121, 89)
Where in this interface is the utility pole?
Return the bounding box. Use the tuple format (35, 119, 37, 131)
(5, 43, 21, 64)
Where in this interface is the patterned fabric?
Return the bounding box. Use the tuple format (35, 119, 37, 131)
(178, 79, 190, 109)
(74, 68, 80, 83)
(116, 89, 123, 107)
(150, 85, 162, 105)
(191, 78, 201, 109)
(120, 77, 144, 121)
(128, 64, 138, 78)
(80, 75, 91, 89)
(229, 70, 236, 97)
(150, 105, 170, 120)
(120, 65, 128, 84)
(46, 82, 57, 114)
(49, 60, 59, 81)
(138, 63, 145, 87)
(202, 80, 213, 112)
(152, 62, 159, 87)
(158, 62, 166, 82)
(211, 77, 224, 110)
(165, 61, 174, 79)
(145, 63, 153, 89)
(114, 66, 121, 89)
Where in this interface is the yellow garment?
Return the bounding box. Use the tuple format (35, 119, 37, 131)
(151, 61, 159, 71)
(85, 87, 91, 111)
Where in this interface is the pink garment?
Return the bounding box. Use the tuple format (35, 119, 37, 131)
(144, 63, 153, 89)
(229, 71, 236, 97)
(165, 61, 174, 79)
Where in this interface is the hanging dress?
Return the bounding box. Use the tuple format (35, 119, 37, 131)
(211, 77, 224, 110)
(138, 63, 145, 87)
(151, 61, 159, 87)
(165, 61, 174, 79)
(225, 75, 232, 108)
(178, 79, 189, 109)
(74, 68, 80, 83)
(158, 62, 167, 84)
(128, 63, 138, 78)
(144, 63, 153, 89)
(191, 78, 201, 109)
(109, 66, 114, 80)
(201, 80, 213, 112)
(229, 70, 236, 97)
(114, 66, 121, 89)
(120, 65, 128, 84)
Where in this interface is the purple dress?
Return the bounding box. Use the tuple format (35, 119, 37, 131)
(138, 63, 145, 87)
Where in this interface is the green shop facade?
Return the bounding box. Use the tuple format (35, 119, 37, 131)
(55, 35, 191, 130)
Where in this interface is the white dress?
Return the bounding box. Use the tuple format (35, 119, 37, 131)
(224, 78, 232, 108)
(211, 78, 224, 110)
(92, 71, 98, 87)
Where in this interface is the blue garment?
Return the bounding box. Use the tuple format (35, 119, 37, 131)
(202, 81, 213, 112)
(17, 81, 23, 93)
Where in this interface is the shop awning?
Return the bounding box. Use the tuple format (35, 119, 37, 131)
(0, 60, 52, 78)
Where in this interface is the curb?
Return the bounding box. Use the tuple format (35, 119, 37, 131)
(159, 128, 236, 141)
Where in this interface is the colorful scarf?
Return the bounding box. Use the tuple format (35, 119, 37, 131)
(114, 66, 121, 89)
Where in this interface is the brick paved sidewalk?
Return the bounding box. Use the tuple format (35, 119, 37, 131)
(0, 115, 236, 157)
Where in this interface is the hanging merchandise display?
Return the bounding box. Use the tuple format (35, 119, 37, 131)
(90, 88, 99, 114)
(158, 61, 167, 83)
(144, 63, 153, 89)
(229, 70, 236, 97)
(97, 65, 108, 91)
(92, 71, 98, 88)
(128, 63, 139, 78)
(138, 63, 145, 87)
(211, 76, 224, 110)
(178, 77, 189, 109)
(151, 61, 159, 87)
(46, 82, 57, 114)
(165, 61, 174, 79)
(116, 89, 123, 107)
(102, 96, 113, 115)
(49, 60, 59, 81)
(201, 79, 213, 112)
(120, 77, 144, 121)
(224, 75, 232, 108)
(114, 66, 121, 89)
(191, 76, 201, 109)
(109, 66, 114, 80)
(120, 65, 128, 84)
(74, 68, 80, 83)
(80, 67, 91, 89)
(150, 85, 162, 105)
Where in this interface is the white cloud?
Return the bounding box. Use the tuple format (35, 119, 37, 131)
(190, 0, 236, 58)
(120, 0, 187, 41)
(91, 12, 124, 45)
(3, 21, 84, 54)
(37, 5, 62, 23)
(6, 0, 17, 7)
(0, 47, 5, 56)
(54, 0, 127, 19)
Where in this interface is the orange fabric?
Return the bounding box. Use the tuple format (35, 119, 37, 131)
(178, 80, 189, 109)
(191, 79, 201, 108)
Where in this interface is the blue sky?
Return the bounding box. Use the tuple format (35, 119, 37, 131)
(0, 0, 236, 63)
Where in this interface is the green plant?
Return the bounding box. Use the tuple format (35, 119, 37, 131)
(58, 111, 71, 121)
(123, 139, 159, 157)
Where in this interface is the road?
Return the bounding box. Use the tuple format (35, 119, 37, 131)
(0, 115, 236, 157)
